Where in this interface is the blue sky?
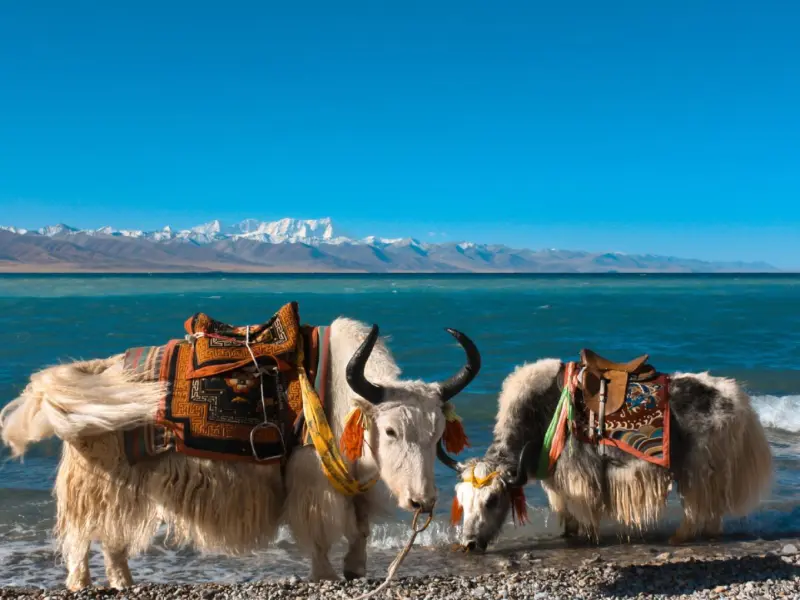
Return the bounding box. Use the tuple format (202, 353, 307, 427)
(1, 1, 798, 267)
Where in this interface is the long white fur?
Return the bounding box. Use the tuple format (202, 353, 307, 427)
(0, 316, 450, 588)
(1, 355, 166, 457)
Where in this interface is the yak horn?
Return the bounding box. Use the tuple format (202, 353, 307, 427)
(437, 439, 463, 472)
(505, 441, 537, 488)
(345, 324, 385, 404)
(439, 329, 481, 402)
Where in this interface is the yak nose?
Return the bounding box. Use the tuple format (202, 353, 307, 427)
(407, 495, 436, 513)
(463, 539, 486, 553)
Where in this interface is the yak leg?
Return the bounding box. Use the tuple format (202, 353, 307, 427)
(565, 501, 601, 543)
(542, 483, 578, 538)
(63, 535, 92, 591)
(562, 513, 581, 538)
(701, 516, 723, 540)
(102, 544, 133, 589)
(309, 544, 338, 581)
(343, 495, 370, 580)
(669, 504, 699, 545)
(669, 517, 695, 545)
(545, 462, 602, 542)
(285, 447, 348, 581)
(669, 496, 724, 545)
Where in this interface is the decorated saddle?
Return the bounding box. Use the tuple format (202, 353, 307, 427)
(571, 348, 670, 468)
(539, 349, 671, 479)
(121, 302, 329, 466)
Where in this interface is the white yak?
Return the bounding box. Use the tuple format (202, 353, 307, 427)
(1, 317, 481, 589)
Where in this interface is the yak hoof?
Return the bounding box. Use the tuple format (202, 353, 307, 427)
(668, 534, 687, 546)
(344, 571, 364, 581)
(561, 525, 580, 538)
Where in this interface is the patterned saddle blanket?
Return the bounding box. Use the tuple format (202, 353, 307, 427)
(569, 352, 671, 469)
(122, 302, 328, 466)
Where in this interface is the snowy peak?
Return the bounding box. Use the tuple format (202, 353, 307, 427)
(2, 218, 356, 246)
(362, 236, 427, 250)
(231, 217, 340, 244)
(38, 223, 78, 236)
(191, 219, 224, 237)
(0, 225, 29, 235)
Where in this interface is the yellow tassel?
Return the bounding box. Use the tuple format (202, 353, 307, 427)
(297, 339, 376, 496)
(450, 495, 464, 527)
(443, 402, 470, 454)
(340, 407, 366, 462)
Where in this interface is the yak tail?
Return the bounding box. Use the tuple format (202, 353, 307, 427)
(0, 356, 165, 458)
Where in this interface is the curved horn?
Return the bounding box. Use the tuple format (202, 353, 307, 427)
(439, 329, 482, 401)
(437, 439, 463, 472)
(505, 441, 537, 488)
(345, 324, 385, 404)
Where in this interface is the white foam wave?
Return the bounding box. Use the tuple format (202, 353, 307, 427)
(367, 520, 457, 550)
(752, 395, 800, 433)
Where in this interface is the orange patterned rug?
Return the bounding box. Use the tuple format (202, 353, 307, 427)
(122, 302, 325, 466)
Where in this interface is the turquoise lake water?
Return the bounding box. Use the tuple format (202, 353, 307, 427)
(0, 274, 798, 587)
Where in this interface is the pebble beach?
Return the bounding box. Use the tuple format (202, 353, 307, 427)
(2, 538, 799, 600)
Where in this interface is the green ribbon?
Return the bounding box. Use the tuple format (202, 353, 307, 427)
(535, 384, 573, 480)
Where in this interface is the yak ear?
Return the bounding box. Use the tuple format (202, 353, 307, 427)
(350, 396, 377, 419)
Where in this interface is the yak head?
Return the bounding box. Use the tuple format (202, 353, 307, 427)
(442, 443, 536, 552)
(344, 324, 480, 514)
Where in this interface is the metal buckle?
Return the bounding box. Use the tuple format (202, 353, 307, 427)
(249, 362, 287, 463)
(250, 421, 286, 462)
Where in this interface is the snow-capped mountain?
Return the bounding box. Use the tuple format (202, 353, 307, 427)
(0, 226, 29, 235)
(1, 218, 437, 248)
(39, 224, 79, 237)
(0, 217, 780, 273)
(13, 218, 355, 246)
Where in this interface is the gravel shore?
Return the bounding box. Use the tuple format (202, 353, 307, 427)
(2, 541, 799, 600)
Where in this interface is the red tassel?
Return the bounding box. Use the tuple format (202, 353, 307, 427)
(450, 495, 464, 527)
(340, 408, 365, 462)
(443, 418, 470, 454)
(509, 487, 529, 526)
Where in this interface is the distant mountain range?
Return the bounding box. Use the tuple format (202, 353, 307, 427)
(0, 218, 780, 273)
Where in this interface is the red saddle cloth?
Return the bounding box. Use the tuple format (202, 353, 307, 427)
(570, 363, 671, 469)
(121, 302, 327, 466)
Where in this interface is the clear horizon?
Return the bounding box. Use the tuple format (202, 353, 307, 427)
(1, 2, 799, 268)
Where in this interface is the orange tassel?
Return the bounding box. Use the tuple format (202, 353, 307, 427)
(509, 487, 529, 526)
(340, 408, 365, 462)
(443, 412, 470, 454)
(443, 418, 470, 454)
(450, 495, 464, 527)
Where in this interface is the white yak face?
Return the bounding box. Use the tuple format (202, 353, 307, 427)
(341, 320, 481, 514)
(353, 385, 445, 512)
(454, 460, 511, 552)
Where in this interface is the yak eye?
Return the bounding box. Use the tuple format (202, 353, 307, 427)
(485, 495, 499, 510)
(385, 428, 397, 438)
